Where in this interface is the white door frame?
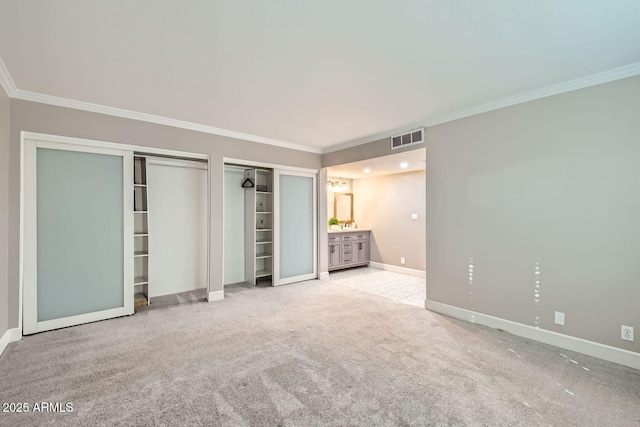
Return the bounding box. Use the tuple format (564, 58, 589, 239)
(20, 131, 211, 336)
(273, 169, 318, 286)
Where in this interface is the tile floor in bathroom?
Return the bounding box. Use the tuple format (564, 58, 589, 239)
(327, 266, 426, 307)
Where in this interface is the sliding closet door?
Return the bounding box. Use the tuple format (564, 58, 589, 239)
(274, 170, 317, 286)
(23, 140, 133, 335)
(147, 158, 208, 298)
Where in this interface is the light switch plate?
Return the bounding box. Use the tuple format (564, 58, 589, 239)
(554, 311, 565, 326)
(411, 213, 418, 221)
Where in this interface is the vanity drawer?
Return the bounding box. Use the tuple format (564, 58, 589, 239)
(342, 243, 352, 253)
(343, 232, 367, 241)
(328, 234, 341, 243)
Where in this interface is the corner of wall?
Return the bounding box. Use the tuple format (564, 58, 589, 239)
(0, 328, 22, 358)
(1, 84, 10, 340)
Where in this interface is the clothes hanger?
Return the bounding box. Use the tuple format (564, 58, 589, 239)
(242, 176, 255, 188)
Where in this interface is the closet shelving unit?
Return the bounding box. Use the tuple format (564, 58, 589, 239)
(245, 169, 274, 285)
(133, 156, 150, 307)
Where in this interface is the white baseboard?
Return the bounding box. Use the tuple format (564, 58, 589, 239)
(425, 300, 640, 371)
(319, 272, 329, 280)
(369, 262, 426, 278)
(0, 329, 9, 356)
(208, 290, 224, 302)
(0, 328, 22, 358)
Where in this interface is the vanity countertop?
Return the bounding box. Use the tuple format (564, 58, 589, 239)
(328, 229, 371, 233)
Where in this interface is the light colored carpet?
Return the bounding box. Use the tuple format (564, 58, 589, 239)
(1, 278, 639, 426)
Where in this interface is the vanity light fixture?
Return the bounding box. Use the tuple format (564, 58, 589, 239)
(400, 162, 408, 169)
(363, 168, 370, 173)
(327, 181, 347, 192)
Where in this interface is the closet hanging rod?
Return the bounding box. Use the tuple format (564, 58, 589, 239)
(133, 152, 207, 163)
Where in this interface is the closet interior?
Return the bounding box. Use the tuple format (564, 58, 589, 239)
(224, 166, 275, 286)
(224, 164, 317, 288)
(245, 168, 274, 286)
(133, 156, 149, 307)
(133, 154, 208, 308)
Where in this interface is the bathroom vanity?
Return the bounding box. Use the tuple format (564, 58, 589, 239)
(328, 229, 370, 271)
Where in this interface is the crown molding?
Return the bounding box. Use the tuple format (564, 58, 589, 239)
(0, 56, 17, 96)
(322, 61, 640, 154)
(11, 90, 322, 153)
(3, 53, 639, 155)
(0, 55, 321, 154)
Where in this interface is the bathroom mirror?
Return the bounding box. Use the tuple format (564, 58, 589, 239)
(334, 193, 354, 223)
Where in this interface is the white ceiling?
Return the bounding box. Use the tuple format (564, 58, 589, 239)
(1, 1, 639, 153)
(328, 148, 425, 179)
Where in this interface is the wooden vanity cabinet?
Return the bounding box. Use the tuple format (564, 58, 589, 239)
(328, 230, 370, 271)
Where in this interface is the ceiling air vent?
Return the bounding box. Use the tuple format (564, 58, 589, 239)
(391, 128, 424, 150)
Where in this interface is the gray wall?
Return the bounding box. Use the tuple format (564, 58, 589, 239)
(323, 136, 423, 167)
(353, 170, 426, 271)
(8, 99, 321, 328)
(427, 75, 640, 352)
(0, 85, 9, 338)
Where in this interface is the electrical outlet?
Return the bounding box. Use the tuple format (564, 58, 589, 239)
(621, 325, 634, 341)
(400, 257, 405, 265)
(554, 311, 565, 326)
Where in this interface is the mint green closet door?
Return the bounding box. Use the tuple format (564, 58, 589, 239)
(274, 170, 317, 286)
(23, 139, 133, 334)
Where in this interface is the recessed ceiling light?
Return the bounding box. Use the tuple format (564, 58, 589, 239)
(363, 168, 370, 173)
(400, 162, 408, 169)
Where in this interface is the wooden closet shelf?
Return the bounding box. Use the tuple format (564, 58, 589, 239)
(255, 270, 272, 278)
